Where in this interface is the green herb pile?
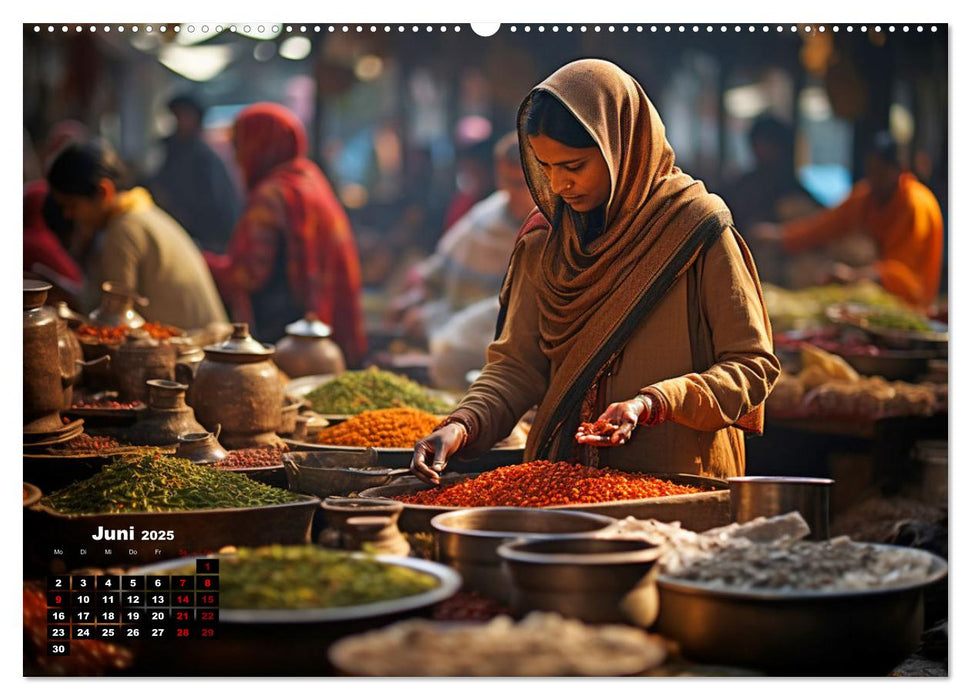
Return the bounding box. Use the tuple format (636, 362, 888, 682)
(863, 310, 935, 333)
(172, 545, 437, 609)
(305, 366, 453, 415)
(40, 454, 303, 514)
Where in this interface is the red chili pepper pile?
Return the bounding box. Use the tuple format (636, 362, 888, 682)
(76, 322, 181, 344)
(211, 446, 289, 470)
(398, 460, 705, 508)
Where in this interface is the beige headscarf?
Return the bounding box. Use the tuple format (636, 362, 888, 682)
(512, 59, 738, 459)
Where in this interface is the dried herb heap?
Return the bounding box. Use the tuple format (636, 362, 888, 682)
(315, 407, 440, 448)
(399, 461, 706, 508)
(40, 454, 302, 514)
(169, 545, 437, 609)
(305, 367, 452, 415)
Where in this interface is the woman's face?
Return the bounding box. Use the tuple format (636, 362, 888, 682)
(527, 133, 611, 213)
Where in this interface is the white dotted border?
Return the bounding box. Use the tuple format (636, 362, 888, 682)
(31, 24, 942, 34)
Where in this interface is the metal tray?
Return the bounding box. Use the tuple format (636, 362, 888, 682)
(24, 494, 320, 569)
(282, 441, 525, 471)
(284, 448, 531, 499)
(653, 544, 948, 675)
(360, 472, 730, 534)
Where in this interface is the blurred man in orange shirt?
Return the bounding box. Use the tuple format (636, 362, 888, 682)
(756, 132, 943, 310)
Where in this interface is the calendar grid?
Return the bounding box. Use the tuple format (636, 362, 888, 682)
(45, 559, 219, 655)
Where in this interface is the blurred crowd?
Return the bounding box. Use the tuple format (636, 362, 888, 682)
(24, 94, 944, 389)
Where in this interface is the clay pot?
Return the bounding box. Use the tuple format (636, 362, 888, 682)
(23, 281, 63, 433)
(181, 323, 285, 450)
(115, 329, 177, 403)
(88, 281, 147, 329)
(273, 314, 346, 379)
(127, 379, 206, 446)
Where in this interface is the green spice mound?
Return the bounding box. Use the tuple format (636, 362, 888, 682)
(40, 454, 303, 514)
(305, 366, 453, 415)
(863, 310, 935, 333)
(175, 545, 438, 609)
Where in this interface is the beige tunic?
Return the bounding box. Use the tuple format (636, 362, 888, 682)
(456, 226, 781, 479)
(93, 204, 229, 330)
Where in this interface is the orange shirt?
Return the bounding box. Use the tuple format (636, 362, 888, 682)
(782, 173, 943, 308)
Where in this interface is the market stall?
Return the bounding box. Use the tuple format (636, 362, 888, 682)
(22, 277, 948, 677)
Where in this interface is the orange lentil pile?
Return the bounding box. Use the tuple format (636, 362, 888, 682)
(315, 408, 441, 448)
(398, 461, 706, 508)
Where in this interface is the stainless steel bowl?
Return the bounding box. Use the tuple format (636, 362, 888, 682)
(431, 507, 615, 603)
(654, 545, 948, 675)
(728, 476, 834, 540)
(497, 537, 663, 626)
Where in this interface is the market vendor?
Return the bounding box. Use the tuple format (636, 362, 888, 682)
(755, 132, 944, 310)
(204, 103, 368, 367)
(410, 59, 780, 483)
(47, 139, 229, 330)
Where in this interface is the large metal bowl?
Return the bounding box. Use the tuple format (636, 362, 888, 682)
(124, 551, 461, 676)
(360, 472, 730, 534)
(431, 507, 615, 602)
(653, 544, 948, 675)
(497, 536, 663, 627)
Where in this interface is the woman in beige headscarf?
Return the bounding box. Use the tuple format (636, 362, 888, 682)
(411, 59, 780, 483)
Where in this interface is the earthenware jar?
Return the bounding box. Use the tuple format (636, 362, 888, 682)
(115, 328, 177, 403)
(182, 323, 285, 449)
(127, 379, 205, 446)
(23, 281, 63, 433)
(273, 314, 346, 378)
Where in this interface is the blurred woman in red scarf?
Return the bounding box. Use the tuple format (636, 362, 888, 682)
(205, 103, 367, 366)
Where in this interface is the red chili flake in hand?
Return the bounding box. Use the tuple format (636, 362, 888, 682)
(576, 419, 619, 439)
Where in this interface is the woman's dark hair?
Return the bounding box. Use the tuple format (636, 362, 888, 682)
(524, 90, 596, 149)
(47, 138, 130, 197)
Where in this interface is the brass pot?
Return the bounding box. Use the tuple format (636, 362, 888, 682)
(127, 379, 206, 446)
(56, 316, 84, 409)
(114, 329, 177, 403)
(23, 281, 63, 433)
(182, 323, 285, 450)
(273, 314, 346, 379)
(175, 427, 229, 465)
(88, 281, 147, 329)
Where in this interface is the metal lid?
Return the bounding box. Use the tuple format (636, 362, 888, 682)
(204, 322, 275, 357)
(284, 314, 333, 339)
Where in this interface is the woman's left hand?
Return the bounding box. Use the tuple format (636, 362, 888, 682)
(575, 398, 647, 447)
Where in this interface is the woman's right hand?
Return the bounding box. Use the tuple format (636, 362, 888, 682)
(410, 423, 468, 485)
